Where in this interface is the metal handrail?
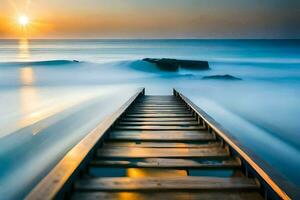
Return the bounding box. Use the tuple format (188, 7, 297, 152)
(174, 88, 299, 200)
(25, 88, 145, 200)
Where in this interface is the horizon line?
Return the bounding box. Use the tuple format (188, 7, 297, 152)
(1, 37, 300, 40)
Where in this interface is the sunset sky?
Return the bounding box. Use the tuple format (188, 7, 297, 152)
(0, 0, 300, 39)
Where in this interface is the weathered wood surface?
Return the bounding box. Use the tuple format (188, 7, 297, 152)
(136, 100, 179, 102)
(130, 108, 189, 112)
(125, 113, 193, 118)
(109, 130, 215, 141)
(115, 125, 204, 131)
(27, 92, 284, 200)
(128, 110, 191, 114)
(135, 103, 184, 105)
(134, 105, 187, 108)
(118, 121, 199, 126)
(122, 117, 196, 122)
(75, 177, 259, 191)
(91, 157, 241, 168)
(97, 147, 228, 158)
(104, 141, 220, 148)
(72, 191, 263, 200)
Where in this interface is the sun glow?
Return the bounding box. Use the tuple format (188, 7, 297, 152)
(18, 15, 29, 26)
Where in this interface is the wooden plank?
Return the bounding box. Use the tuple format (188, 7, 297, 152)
(134, 106, 187, 109)
(104, 141, 220, 148)
(109, 130, 214, 141)
(129, 111, 190, 114)
(131, 108, 189, 111)
(122, 117, 197, 122)
(118, 121, 199, 126)
(140, 101, 180, 102)
(137, 98, 179, 100)
(137, 101, 183, 103)
(138, 100, 179, 102)
(135, 104, 185, 107)
(75, 176, 260, 191)
(142, 96, 174, 98)
(97, 147, 228, 158)
(134, 103, 187, 105)
(140, 96, 175, 98)
(134, 106, 186, 108)
(126, 113, 193, 118)
(139, 95, 178, 100)
(134, 104, 185, 106)
(128, 110, 190, 114)
(72, 191, 264, 200)
(91, 157, 241, 168)
(115, 125, 204, 130)
(138, 97, 178, 99)
(136, 99, 178, 101)
(110, 130, 210, 134)
(137, 102, 180, 104)
(135, 99, 178, 103)
(136, 102, 181, 104)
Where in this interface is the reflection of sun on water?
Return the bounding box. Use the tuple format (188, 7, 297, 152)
(19, 67, 40, 133)
(20, 67, 35, 85)
(127, 168, 187, 178)
(18, 38, 30, 60)
(18, 67, 102, 135)
(19, 87, 40, 132)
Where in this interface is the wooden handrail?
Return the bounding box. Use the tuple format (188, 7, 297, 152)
(174, 88, 298, 200)
(25, 88, 145, 200)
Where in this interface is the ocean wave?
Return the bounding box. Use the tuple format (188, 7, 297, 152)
(209, 58, 300, 65)
(0, 60, 82, 67)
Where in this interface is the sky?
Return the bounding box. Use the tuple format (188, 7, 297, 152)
(0, 0, 300, 39)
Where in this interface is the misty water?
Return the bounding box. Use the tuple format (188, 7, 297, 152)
(0, 39, 299, 199)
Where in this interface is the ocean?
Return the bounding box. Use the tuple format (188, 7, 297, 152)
(0, 39, 299, 199)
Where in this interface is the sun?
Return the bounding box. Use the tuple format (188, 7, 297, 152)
(18, 15, 29, 26)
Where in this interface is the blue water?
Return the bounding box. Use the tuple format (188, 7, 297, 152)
(0, 39, 299, 199)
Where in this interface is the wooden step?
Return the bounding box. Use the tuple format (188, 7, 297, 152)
(135, 102, 182, 105)
(136, 103, 182, 105)
(118, 121, 200, 126)
(128, 111, 191, 114)
(135, 104, 186, 106)
(72, 191, 263, 200)
(131, 108, 189, 112)
(135, 101, 183, 103)
(91, 157, 241, 168)
(122, 117, 197, 122)
(135, 104, 185, 107)
(109, 130, 214, 142)
(97, 147, 228, 158)
(138, 97, 180, 99)
(103, 141, 220, 148)
(126, 113, 193, 118)
(136, 100, 180, 102)
(134, 105, 186, 107)
(115, 125, 204, 131)
(75, 176, 260, 191)
(141, 96, 175, 98)
(134, 107, 187, 110)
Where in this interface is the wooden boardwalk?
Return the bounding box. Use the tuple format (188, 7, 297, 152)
(26, 89, 295, 200)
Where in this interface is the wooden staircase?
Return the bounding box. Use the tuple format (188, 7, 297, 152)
(26, 89, 293, 200)
(71, 95, 263, 199)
